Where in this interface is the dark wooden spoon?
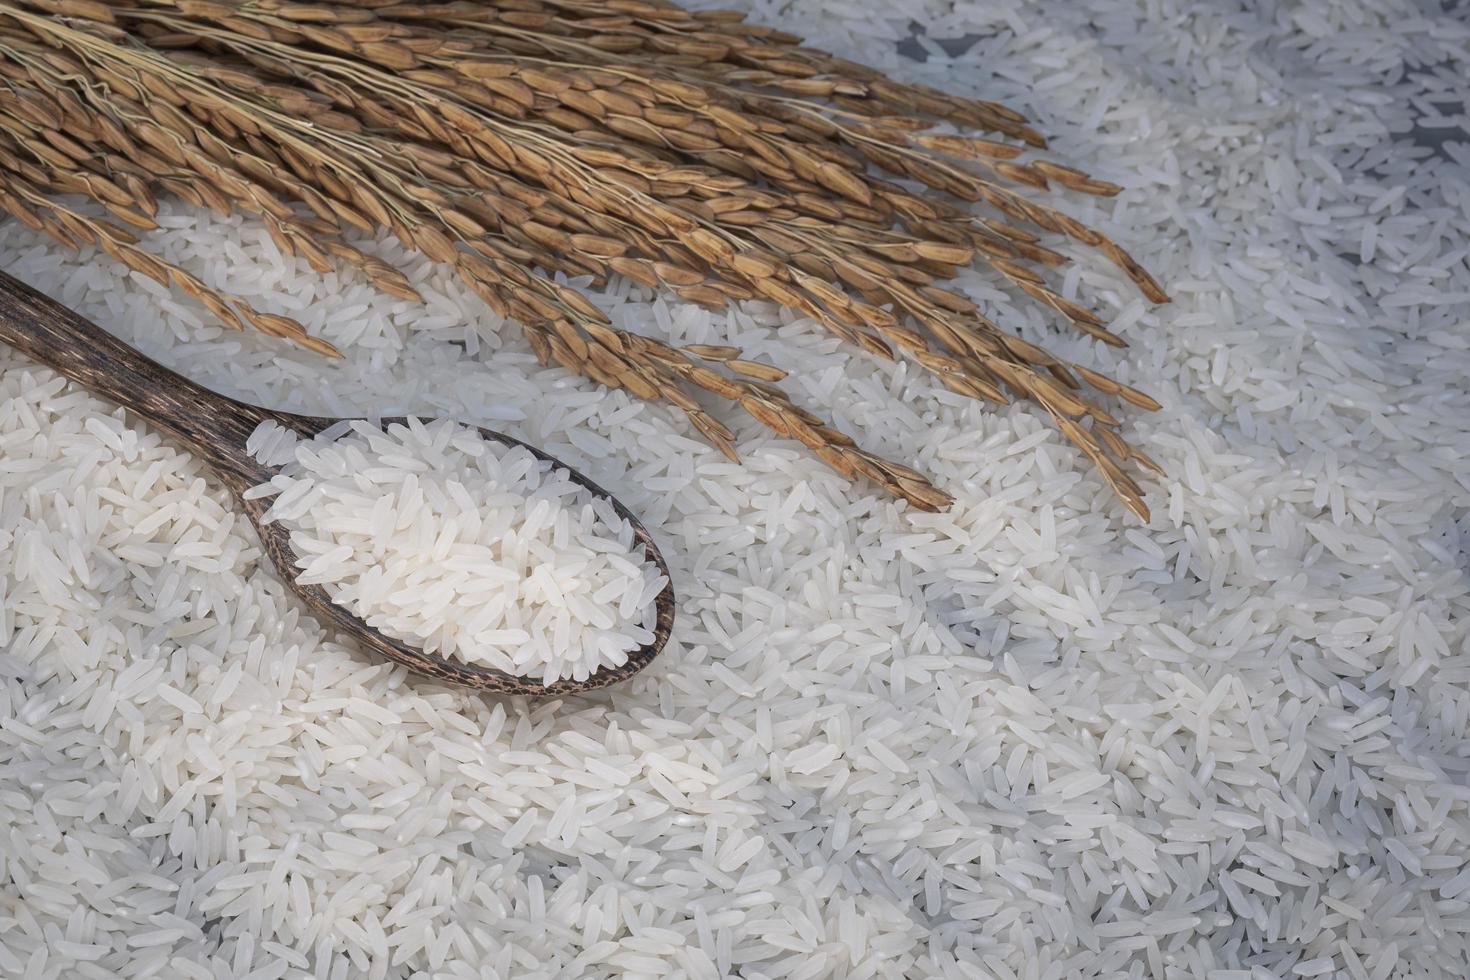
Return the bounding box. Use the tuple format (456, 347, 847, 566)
(0, 270, 674, 695)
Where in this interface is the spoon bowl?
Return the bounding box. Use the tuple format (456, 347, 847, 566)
(0, 271, 674, 695)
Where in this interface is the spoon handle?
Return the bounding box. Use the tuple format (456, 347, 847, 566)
(0, 270, 276, 491)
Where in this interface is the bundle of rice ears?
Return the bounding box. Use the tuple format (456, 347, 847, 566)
(0, 0, 1167, 517)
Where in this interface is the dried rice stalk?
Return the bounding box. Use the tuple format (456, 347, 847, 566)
(0, 0, 1168, 517)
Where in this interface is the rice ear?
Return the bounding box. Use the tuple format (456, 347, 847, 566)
(0, 0, 1165, 510)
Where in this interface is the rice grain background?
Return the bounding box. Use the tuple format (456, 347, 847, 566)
(1, 0, 1468, 977)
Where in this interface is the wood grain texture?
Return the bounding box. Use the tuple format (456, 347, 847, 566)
(0, 270, 675, 696)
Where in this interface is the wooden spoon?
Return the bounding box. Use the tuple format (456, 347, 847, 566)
(0, 271, 675, 695)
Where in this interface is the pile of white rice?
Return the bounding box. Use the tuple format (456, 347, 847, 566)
(2, 0, 1468, 976)
(244, 417, 665, 684)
